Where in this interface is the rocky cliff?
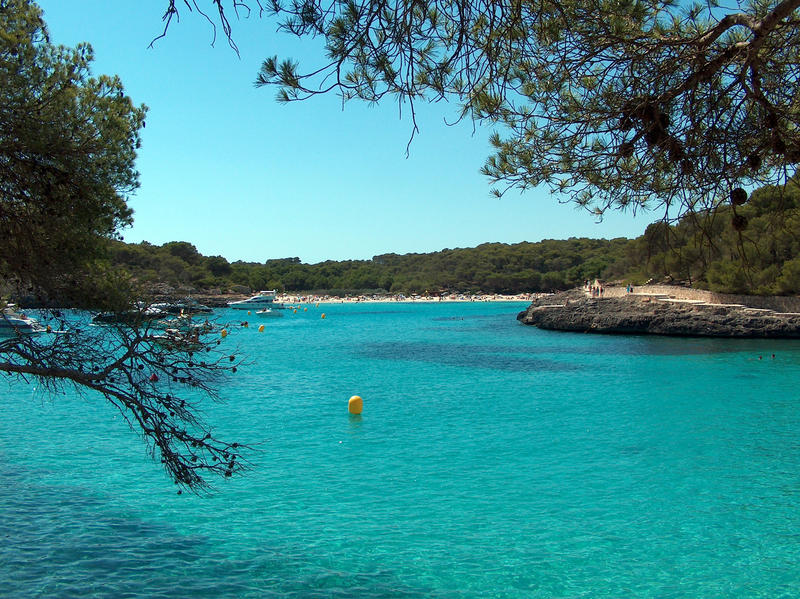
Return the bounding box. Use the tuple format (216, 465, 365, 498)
(517, 288, 800, 338)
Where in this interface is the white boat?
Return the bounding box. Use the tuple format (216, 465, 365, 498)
(156, 314, 215, 332)
(150, 328, 203, 350)
(228, 290, 286, 311)
(255, 308, 284, 318)
(151, 299, 213, 315)
(0, 305, 45, 336)
(92, 304, 167, 325)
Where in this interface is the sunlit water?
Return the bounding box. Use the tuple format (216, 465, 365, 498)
(2, 302, 799, 598)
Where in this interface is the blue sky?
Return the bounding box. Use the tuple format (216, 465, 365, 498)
(37, 1, 652, 264)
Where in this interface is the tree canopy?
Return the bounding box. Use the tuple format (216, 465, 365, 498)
(1, 0, 246, 493)
(109, 237, 630, 295)
(158, 0, 800, 225)
(107, 176, 800, 296)
(1, 0, 148, 306)
(618, 176, 800, 293)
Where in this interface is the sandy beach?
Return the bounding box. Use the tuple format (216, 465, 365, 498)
(275, 292, 540, 305)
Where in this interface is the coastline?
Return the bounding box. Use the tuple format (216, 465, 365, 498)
(279, 293, 537, 304)
(517, 285, 800, 338)
(189, 292, 539, 308)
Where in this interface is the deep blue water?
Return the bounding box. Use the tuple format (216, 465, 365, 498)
(2, 302, 799, 598)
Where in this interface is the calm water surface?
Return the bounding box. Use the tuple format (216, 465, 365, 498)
(1, 302, 799, 598)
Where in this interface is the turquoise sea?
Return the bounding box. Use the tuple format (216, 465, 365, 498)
(2, 301, 800, 598)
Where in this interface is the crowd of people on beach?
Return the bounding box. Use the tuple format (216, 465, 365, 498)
(583, 280, 635, 297)
(584, 280, 604, 297)
(276, 292, 538, 304)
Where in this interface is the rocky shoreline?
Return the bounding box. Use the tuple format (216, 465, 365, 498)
(517, 287, 800, 338)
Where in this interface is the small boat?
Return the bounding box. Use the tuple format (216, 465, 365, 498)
(151, 299, 213, 315)
(228, 290, 287, 311)
(255, 308, 284, 318)
(155, 313, 215, 332)
(150, 328, 203, 350)
(0, 305, 45, 336)
(92, 304, 167, 325)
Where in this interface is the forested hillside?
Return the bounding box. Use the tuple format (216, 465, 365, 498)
(616, 179, 800, 295)
(107, 238, 631, 295)
(106, 180, 800, 297)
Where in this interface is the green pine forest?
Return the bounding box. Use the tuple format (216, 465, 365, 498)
(108, 180, 800, 297)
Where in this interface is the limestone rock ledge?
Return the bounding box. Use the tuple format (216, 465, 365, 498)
(517, 288, 800, 338)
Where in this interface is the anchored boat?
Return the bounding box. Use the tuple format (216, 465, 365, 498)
(228, 290, 286, 311)
(0, 305, 45, 336)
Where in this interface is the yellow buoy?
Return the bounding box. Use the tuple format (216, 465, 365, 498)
(258, 324, 265, 332)
(321, 313, 326, 319)
(221, 328, 228, 338)
(247, 310, 251, 316)
(348, 395, 363, 415)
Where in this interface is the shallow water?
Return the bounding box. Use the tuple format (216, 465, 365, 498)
(2, 302, 799, 597)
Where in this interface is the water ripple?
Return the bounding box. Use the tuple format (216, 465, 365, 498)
(357, 341, 581, 372)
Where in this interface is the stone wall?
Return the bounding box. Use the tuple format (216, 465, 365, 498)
(602, 284, 800, 313)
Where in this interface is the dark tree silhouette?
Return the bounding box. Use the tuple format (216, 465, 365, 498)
(1, 0, 247, 493)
